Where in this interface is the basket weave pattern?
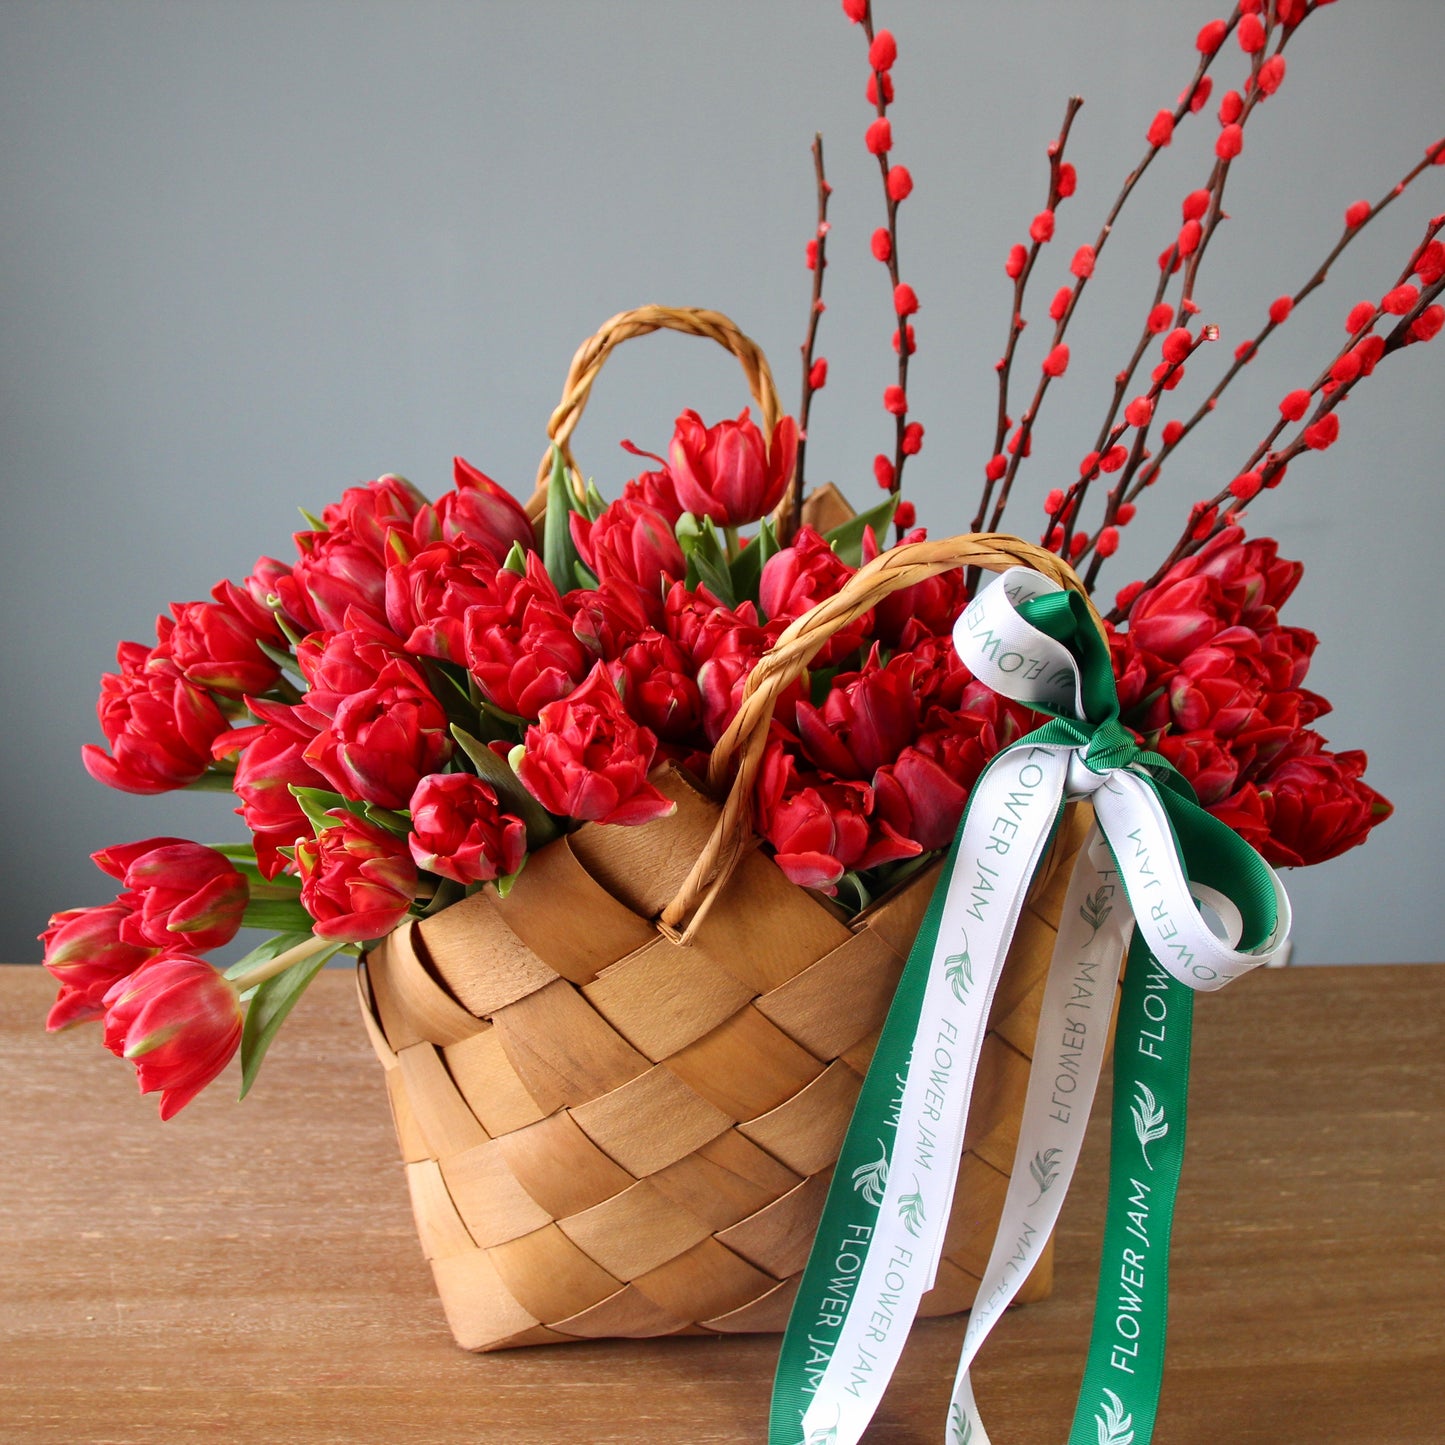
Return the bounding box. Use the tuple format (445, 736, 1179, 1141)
(357, 307, 1107, 1350)
(359, 782, 1092, 1351)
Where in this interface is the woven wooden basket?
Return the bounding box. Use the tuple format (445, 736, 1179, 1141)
(356, 308, 1102, 1351)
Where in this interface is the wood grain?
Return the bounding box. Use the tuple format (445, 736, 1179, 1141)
(2, 963, 1441, 1444)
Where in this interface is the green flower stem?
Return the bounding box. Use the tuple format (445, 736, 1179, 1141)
(724, 525, 740, 563)
(228, 933, 339, 992)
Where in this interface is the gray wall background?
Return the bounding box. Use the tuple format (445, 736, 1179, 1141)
(2, 1, 1439, 966)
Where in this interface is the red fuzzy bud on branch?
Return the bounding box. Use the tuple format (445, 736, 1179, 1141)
(1042, 343, 1070, 377)
(873, 454, 895, 488)
(1257, 54, 1286, 95)
(841, 0, 867, 22)
(1125, 396, 1154, 428)
(901, 421, 924, 455)
(1147, 110, 1175, 148)
(1279, 389, 1312, 421)
(1005, 243, 1028, 279)
(1216, 123, 1244, 160)
(1099, 445, 1128, 473)
(1303, 413, 1341, 450)
(1268, 295, 1293, 325)
(1196, 18, 1228, 55)
(1412, 305, 1445, 343)
(1229, 470, 1263, 501)
(1188, 76, 1214, 113)
(894, 500, 916, 528)
(883, 384, 908, 415)
(892, 324, 916, 355)
(808, 357, 829, 389)
(1030, 209, 1056, 244)
(1162, 327, 1194, 365)
(886, 165, 914, 201)
(1237, 13, 1266, 52)
(871, 227, 893, 262)
(868, 29, 897, 71)
(1147, 303, 1175, 334)
(1049, 286, 1072, 321)
(893, 282, 919, 316)
(866, 70, 895, 106)
(1058, 162, 1077, 198)
(1344, 199, 1372, 229)
(1182, 189, 1211, 222)
(1161, 419, 1184, 446)
(1382, 282, 1420, 315)
(805, 239, 820, 270)
(1071, 244, 1096, 278)
(866, 117, 892, 156)
(985, 454, 1008, 483)
(1345, 300, 1375, 334)
(1095, 526, 1120, 557)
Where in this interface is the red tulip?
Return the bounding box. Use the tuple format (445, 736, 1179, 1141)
(420, 457, 536, 561)
(611, 633, 703, 742)
(281, 526, 390, 633)
(1153, 730, 1241, 806)
(296, 811, 419, 941)
(463, 555, 596, 718)
(754, 742, 918, 892)
(570, 494, 686, 602)
(320, 475, 428, 558)
(1254, 740, 1393, 867)
(304, 656, 453, 809)
(795, 652, 920, 780)
(162, 580, 287, 697)
(82, 642, 230, 795)
(759, 525, 868, 663)
(384, 536, 502, 663)
(668, 407, 799, 526)
(566, 578, 653, 660)
(222, 708, 330, 878)
(294, 619, 405, 717)
(91, 838, 249, 952)
(407, 772, 527, 884)
(102, 955, 244, 1119)
(516, 665, 675, 827)
(40, 903, 155, 1030)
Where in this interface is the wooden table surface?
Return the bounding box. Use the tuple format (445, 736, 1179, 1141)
(2, 962, 1440, 1444)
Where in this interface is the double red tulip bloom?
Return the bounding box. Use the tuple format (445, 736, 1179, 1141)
(102, 956, 244, 1120)
(94, 837, 249, 952)
(668, 407, 799, 526)
(517, 666, 675, 827)
(83, 642, 230, 795)
(296, 812, 419, 942)
(408, 772, 527, 885)
(41, 903, 155, 1030)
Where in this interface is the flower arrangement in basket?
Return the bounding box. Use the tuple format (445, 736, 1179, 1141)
(42, 2, 1440, 1441)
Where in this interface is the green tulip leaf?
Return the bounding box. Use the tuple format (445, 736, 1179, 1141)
(450, 725, 560, 847)
(583, 478, 609, 521)
(501, 540, 528, 577)
(543, 444, 585, 594)
(824, 493, 898, 567)
(255, 638, 303, 680)
(223, 930, 314, 983)
(730, 516, 780, 610)
(239, 898, 316, 934)
(298, 506, 327, 532)
(573, 560, 600, 590)
(289, 785, 359, 835)
(681, 516, 736, 606)
(238, 939, 348, 1099)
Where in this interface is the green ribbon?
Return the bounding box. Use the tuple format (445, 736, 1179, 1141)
(769, 579, 1284, 1445)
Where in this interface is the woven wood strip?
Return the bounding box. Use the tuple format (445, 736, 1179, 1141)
(359, 791, 1106, 1350)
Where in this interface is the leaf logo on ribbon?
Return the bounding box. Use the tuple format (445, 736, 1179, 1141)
(1028, 1146, 1062, 1205)
(944, 950, 972, 1002)
(949, 1402, 974, 1444)
(804, 1423, 838, 1445)
(1095, 1387, 1135, 1445)
(851, 1140, 890, 1206)
(898, 1177, 926, 1238)
(1130, 1082, 1168, 1169)
(1080, 886, 1113, 941)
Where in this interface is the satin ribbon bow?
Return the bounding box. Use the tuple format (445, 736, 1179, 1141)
(770, 567, 1290, 1445)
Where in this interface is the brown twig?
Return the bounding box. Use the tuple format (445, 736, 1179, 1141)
(784, 133, 832, 545)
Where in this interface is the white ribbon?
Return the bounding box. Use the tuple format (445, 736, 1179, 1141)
(795, 569, 1290, 1445)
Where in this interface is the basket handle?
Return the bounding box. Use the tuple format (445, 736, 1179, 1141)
(660, 534, 1102, 938)
(527, 305, 785, 516)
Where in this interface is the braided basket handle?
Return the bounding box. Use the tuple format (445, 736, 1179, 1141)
(660, 534, 1102, 938)
(528, 305, 784, 515)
